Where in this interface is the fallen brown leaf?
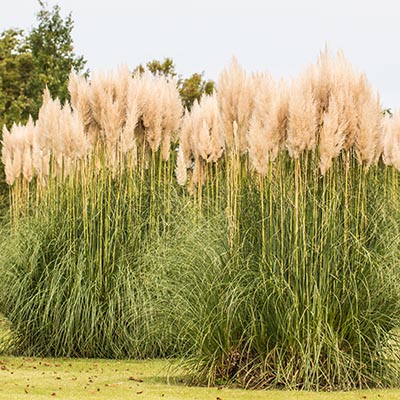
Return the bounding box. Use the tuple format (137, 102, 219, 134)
(128, 376, 143, 382)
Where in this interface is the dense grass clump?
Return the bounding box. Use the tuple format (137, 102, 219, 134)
(165, 154, 400, 390)
(0, 69, 183, 358)
(0, 158, 181, 358)
(2, 49, 400, 390)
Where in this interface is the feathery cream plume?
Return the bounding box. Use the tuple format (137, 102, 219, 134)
(192, 94, 224, 162)
(36, 88, 64, 159)
(354, 88, 382, 166)
(176, 94, 224, 186)
(286, 78, 318, 158)
(218, 57, 254, 152)
(129, 72, 182, 159)
(383, 111, 400, 170)
(248, 74, 288, 174)
(1, 125, 15, 185)
(68, 71, 93, 133)
(179, 110, 194, 168)
(175, 147, 188, 186)
(21, 117, 36, 182)
(319, 93, 347, 175)
(160, 79, 183, 160)
(6, 123, 25, 184)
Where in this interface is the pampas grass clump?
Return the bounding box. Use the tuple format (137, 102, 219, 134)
(1, 50, 400, 390)
(171, 50, 400, 390)
(0, 68, 183, 358)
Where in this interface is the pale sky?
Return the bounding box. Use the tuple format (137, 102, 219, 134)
(2, 0, 400, 108)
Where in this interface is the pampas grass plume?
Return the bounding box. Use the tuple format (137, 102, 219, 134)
(287, 78, 318, 159)
(319, 93, 347, 175)
(218, 57, 254, 152)
(383, 111, 400, 170)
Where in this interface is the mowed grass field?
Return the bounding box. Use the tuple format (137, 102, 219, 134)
(0, 357, 399, 400)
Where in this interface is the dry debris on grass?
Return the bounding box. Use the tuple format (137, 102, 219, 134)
(0, 357, 399, 400)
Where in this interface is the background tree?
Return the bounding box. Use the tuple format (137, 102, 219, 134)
(135, 57, 215, 110)
(179, 72, 214, 110)
(146, 57, 177, 79)
(0, 1, 87, 129)
(28, 0, 86, 110)
(0, 29, 36, 129)
(0, 1, 86, 211)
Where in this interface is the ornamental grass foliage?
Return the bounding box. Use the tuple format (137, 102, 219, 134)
(1, 49, 400, 390)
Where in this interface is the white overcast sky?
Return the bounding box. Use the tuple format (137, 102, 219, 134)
(2, 0, 400, 108)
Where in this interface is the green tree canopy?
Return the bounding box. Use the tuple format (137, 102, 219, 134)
(135, 57, 215, 110)
(0, 1, 86, 210)
(146, 57, 177, 79)
(0, 29, 36, 128)
(179, 72, 215, 110)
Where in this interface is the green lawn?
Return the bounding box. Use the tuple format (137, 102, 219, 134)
(0, 356, 399, 400)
